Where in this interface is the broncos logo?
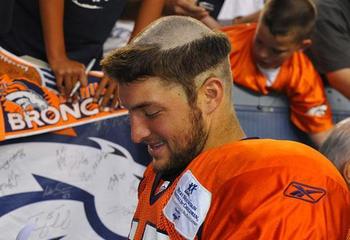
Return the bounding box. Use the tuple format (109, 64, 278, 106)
(0, 75, 59, 114)
(5, 89, 48, 112)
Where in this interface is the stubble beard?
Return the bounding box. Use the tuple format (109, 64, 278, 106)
(156, 106, 207, 176)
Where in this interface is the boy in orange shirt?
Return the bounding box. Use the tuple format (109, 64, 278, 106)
(222, 0, 333, 147)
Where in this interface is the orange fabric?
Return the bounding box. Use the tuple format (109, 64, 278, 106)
(0, 48, 42, 85)
(52, 127, 77, 137)
(222, 23, 333, 133)
(131, 139, 350, 239)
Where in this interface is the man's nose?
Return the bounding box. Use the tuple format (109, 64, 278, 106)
(129, 115, 151, 144)
(257, 47, 270, 59)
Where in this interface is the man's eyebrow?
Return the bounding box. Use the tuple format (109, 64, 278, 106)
(129, 102, 153, 111)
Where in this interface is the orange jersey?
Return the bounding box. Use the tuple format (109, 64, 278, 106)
(129, 139, 350, 239)
(222, 23, 333, 133)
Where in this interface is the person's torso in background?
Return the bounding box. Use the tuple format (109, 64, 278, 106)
(218, 0, 264, 21)
(0, 0, 127, 65)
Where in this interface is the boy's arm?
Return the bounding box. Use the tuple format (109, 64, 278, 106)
(309, 128, 332, 148)
(39, 0, 87, 98)
(96, 0, 165, 110)
(165, 0, 208, 19)
(327, 69, 350, 100)
(130, 0, 165, 39)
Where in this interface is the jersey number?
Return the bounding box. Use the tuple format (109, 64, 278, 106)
(129, 221, 169, 240)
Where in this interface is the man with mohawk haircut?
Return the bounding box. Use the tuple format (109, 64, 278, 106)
(102, 16, 350, 240)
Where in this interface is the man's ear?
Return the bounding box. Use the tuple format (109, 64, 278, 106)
(299, 39, 312, 51)
(198, 77, 224, 115)
(342, 160, 350, 185)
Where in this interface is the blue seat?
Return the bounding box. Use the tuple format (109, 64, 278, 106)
(232, 85, 350, 145)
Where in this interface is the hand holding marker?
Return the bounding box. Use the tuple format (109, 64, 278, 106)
(69, 58, 96, 97)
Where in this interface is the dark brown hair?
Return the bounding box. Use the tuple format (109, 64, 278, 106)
(262, 0, 317, 41)
(101, 17, 231, 105)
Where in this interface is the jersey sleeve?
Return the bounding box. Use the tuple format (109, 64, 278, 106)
(281, 53, 334, 133)
(202, 165, 350, 239)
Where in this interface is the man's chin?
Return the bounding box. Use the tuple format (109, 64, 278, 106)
(152, 157, 169, 173)
(152, 158, 187, 177)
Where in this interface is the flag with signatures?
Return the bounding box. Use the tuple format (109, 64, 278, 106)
(0, 116, 151, 239)
(0, 47, 151, 239)
(0, 47, 126, 141)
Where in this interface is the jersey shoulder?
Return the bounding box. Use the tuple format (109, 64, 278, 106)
(190, 139, 346, 190)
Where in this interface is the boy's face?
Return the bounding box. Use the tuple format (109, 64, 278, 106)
(119, 77, 207, 174)
(252, 22, 303, 69)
